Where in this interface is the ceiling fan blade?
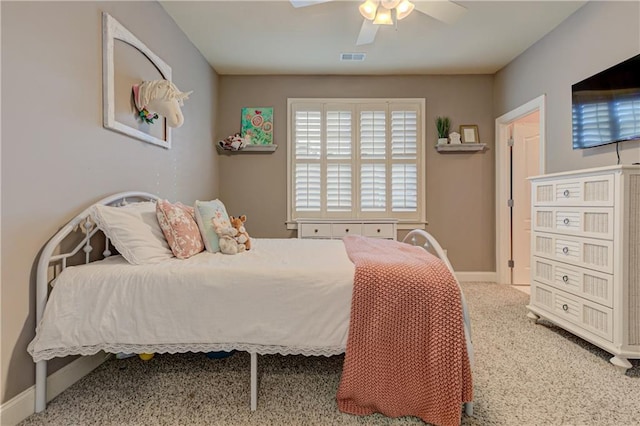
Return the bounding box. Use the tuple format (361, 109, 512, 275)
(413, 1, 467, 24)
(289, 0, 332, 7)
(356, 19, 379, 46)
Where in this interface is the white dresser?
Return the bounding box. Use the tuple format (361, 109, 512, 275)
(527, 165, 640, 372)
(297, 219, 397, 240)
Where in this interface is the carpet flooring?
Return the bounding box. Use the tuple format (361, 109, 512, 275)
(19, 282, 640, 425)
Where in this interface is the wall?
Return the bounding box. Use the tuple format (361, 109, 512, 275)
(494, 1, 640, 172)
(217, 75, 495, 272)
(1, 1, 219, 403)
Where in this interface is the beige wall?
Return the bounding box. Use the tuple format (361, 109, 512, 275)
(494, 1, 640, 173)
(217, 75, 495, 272)
(1, 1, 219, 403)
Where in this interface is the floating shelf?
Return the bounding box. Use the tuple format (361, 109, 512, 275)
(435, 143, 486, 153)
(216, 144, 278, 154)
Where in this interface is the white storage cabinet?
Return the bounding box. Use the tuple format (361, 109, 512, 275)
(297, 219, 397, 240)
(528, 165, 640, 372)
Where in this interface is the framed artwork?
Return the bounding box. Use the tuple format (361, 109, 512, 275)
(460, 125, 480, 144)
(102, 12, 172, 149)
(241, 107, 274, 145)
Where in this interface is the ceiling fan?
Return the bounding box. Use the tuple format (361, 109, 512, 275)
(290, 0, 467, 46)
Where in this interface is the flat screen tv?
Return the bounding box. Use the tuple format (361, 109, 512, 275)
(572, 53, 640, 149)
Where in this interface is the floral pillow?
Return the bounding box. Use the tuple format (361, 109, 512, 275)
(156, 199, 204, 259)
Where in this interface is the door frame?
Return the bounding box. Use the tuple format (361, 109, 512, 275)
(495, 95, 546, 285)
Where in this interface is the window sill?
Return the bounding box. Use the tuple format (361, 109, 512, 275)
(286, 220, 427, 231)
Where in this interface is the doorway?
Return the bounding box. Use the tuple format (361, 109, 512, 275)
(495, 95, 546, 286)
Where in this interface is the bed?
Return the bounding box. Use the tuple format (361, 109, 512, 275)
(28, 192, 473, 424)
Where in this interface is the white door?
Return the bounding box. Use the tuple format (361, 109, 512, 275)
(511, 118, 539, 285)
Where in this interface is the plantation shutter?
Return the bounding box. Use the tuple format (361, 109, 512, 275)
(359, 106, 387, 212)
(326, 108, 353, 212)
(293, 107, 322, 212)
(288, 99, 425, 225)
(390, 107, 418, 212)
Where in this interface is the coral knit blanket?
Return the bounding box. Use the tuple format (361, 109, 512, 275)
(337, 236, 473, 426)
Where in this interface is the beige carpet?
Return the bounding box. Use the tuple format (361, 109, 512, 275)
(19, 282, 640, 425)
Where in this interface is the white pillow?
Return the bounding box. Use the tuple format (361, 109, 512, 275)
(91, 201, 174, 265)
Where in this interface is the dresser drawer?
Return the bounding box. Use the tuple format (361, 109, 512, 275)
(331, 223, 362, 238)
(531, 282, 613, 342)
(533, 207, 614, 239)
(362, 223, 395, 239)
(298, 223, 332, 238)
(532, 256, 613, 307)
(533, 232, 614, 274)
(533, 173, 614, 206)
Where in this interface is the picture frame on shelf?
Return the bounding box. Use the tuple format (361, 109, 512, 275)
(460, 125, 479, 144)
(241, 107, 274, 145)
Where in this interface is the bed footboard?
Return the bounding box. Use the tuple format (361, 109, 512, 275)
(403, 229, 474, 417)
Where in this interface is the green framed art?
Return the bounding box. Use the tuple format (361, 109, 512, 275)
(241, 107, 273, 145)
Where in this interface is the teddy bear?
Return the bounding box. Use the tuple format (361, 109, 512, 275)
(212, 217, 246, 255)
(229, 215, 251, 251)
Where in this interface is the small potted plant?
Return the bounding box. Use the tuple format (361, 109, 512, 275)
(435, 116, 451, 146)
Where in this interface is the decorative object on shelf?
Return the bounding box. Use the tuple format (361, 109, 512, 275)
(435, 116, 451, 146)
(132, 80, 192, 128)
(241, 107, 274, 145)
(217, 132, 248, 151)
(449, 131, 461, 145)
(460, 124, 480, 143)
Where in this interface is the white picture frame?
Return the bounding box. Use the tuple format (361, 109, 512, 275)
(102, 12, 172, 149)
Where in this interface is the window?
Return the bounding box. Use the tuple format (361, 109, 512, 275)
(287, 99, 425, 227)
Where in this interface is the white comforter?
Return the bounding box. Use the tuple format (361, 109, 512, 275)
(28, 238, 355, 362)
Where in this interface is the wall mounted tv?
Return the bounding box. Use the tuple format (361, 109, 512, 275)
(572, 53, 640, 149)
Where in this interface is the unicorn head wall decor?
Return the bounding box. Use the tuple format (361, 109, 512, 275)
(132, 80, 192, 128)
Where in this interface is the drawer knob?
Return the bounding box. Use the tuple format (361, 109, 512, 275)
(562, 275, 569, 283)
(563, 218, 570, 225)
(314, 229, 318, 233)
(345, 228, 349, 233)
(563, 189, 570, 197)
(377, 229, 381, 233)
(562, 247, 569, 254)
(562, 304, 569, 312)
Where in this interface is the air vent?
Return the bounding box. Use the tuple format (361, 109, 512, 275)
(340, 53, 366, 62)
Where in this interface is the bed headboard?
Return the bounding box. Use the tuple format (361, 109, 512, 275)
(36, 192, 159, 325)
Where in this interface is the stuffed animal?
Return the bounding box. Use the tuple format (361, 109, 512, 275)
(212, 217, 246, 255)
(217, 133, 247, 151)
(229, 215, 251, 251)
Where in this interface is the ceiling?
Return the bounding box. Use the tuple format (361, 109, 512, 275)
(160, 0, 586, 75)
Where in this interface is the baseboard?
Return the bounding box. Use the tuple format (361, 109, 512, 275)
(456, 271, 497, 283)
(0, 352, 110, 426)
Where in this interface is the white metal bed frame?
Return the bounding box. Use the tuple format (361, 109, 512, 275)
(33, 191, 473, 417)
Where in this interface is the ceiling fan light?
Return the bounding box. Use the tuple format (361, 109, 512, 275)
(380, 0, 401, 9)
(373, 7, 393, 25)
(359, 0, 379, 20)
(395, 0, 414, 20)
